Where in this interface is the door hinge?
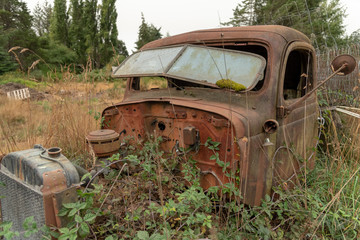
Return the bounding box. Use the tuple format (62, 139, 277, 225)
(277, 106, 286, 118)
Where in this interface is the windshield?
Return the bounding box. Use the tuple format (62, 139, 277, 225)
(113, 45, 266, 90)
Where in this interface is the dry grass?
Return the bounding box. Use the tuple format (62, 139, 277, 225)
(0, 79, 125, 168)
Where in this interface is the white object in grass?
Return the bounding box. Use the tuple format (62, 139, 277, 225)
(6, 88, 30, 100)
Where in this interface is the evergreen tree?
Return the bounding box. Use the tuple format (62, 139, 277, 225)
(0, 26, 16, 74)
(0, 0, 38, 72)
(223, 0, 345, 48)
(0, 49, 17, 74)
(50, 0, 69, 46)
(311, 0, 346, 48)
(83, 0, 99, 65)
(33, 0, 52, 37)
(69, 0, 87, 63)
(348, 29, 360, 43)
(223, 0, 264, 26)
(117, 40, 128, 57)
(99, 0, 119, 66)
(0, 0, 36, 49)
(135, 13, 162, 50)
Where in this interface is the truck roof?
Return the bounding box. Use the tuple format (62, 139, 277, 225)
(141, 25, 310, 50)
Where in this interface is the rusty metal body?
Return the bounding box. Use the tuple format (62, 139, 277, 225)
(86, 129, 121, 157)
(108, 25, 319, 206)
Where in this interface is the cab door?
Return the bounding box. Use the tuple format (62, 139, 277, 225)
(274, 42, 319, 188)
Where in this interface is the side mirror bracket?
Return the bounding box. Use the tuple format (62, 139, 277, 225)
(283, 54, 356, 117)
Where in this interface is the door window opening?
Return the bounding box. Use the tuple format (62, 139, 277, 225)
(283, 49, 313, 100)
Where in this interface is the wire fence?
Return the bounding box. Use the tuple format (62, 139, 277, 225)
(317, 44, 360, 106)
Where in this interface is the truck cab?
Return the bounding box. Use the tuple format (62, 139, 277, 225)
(107, 25, 318, 206)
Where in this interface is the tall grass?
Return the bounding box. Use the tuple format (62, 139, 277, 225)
(0, 71, 125, 168)
(2, 78, 360, 238)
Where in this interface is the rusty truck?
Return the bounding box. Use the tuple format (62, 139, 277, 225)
(107, 25, 355, 205)
(0, 26, 355, 237)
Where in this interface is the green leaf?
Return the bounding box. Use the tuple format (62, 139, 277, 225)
(23, 216, 38, 237)
(79, 222, 90, 236)
(81, 172, 92, 182)
(57, 207, 69, 217)
(59, 227, 70, 234)
(4, 231, 20, 239)
(69, 227, 78, 234)
(210, 154, 217, 160)
(78, 202, 87, 210)
(264, 194, 271, 202)
(105, 235, 117, 240)
(75, 215, 83, 223)
(68, 208, 78, 217)
(83, 213, 97, 222)
(137, 230, 150, 240)
(63, 202, 77, 209)
(0, 221, 13, 231)
(213, 141, 221, 148)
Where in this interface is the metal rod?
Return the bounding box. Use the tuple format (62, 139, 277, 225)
(302, 63, 347, 98)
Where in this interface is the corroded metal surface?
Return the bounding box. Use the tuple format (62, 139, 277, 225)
(106, 25, 319, 206)
(53, 186, 78, 227)
(0, 147, 80, 234)
(41, 169, 67, 227)
(141, 25, 310, 50)
(331, 54, 357, 75)
(86, 129, 121, 157)
(102, 101, 241, 191)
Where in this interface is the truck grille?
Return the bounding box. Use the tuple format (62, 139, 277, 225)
(0, 169, 46, 240)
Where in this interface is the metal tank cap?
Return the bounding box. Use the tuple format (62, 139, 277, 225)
(48, 147, 62, 157)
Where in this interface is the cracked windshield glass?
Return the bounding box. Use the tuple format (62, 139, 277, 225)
(113, 45, 266, 90)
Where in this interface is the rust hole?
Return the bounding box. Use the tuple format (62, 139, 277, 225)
(158, 122, 166, 131)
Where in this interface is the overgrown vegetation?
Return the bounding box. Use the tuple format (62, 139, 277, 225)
(2, 79, 360, 239)
(69, 114, 360, 239)
(1, 0, 360, 239)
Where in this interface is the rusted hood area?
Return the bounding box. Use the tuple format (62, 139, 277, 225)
(102, 97, 263, 140)
(101, 98, 264, 198)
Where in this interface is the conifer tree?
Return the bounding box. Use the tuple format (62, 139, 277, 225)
(135, 13, 162, 50)
(50, 0, 69, 46)
(0, 0, 38, 72)
(83, 0, 99, 65)
(33, 0, 52, 37)
(99, 0, 119, 66)
(223, 0, 264, 26)
(69, 0, 87, 63)
(0, 26, 17, 74)
(0, 0, 36, 49)
(223, 0, 345, 48)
